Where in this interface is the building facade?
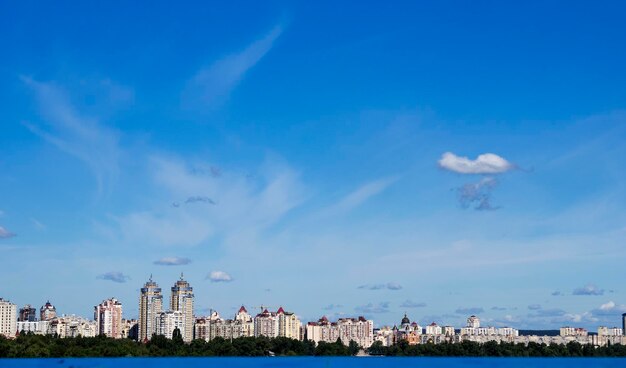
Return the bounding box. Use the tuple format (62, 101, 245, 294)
(40, 301, 57, 321)
(254, 309, 279, 338)
(0, 298, 17, 338)
(18, 304, 37, 322)
(138, 276, 163, 341)
(94, 298, 123, 338)
(277, 307, 302, 340)
(48, 315, 97, 338)
(306, 316, 374, 348)
(170, 274, 194, 343)
(156, 310, 184, 339)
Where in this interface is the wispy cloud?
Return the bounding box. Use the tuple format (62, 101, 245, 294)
(185, 196, 217, 205)
(438, 152, 514, 174)
(491, 306, 507, 311)
(153, 257, 192, 266)
(355, 302, 390, 314)
(330, 177, 399, 214)
(207, 270, 233, 283)
(183, 24, 283, 109)
(400, 300, 427, 308)
(573, 284, 604, 296)
(455, 307, 484, 315)
(528, 304, 542, 310)
(551, 291, 563, 296)
(0, 226, 16, 239)
(22, 77, 122, 195)
(322, 304, 344, 311)
(97, 271, 130, 283)
(358, 282, 402, 291)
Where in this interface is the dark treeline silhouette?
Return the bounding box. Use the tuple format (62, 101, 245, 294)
(2, 333, 626, 358)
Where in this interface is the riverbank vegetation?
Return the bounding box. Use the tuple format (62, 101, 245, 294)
(1, 334, 626, 358)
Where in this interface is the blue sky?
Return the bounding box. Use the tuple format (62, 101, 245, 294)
(1, 1, 626, 329)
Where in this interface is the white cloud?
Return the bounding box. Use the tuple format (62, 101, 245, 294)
(0, 226, 16, 239)
(208, 270, 233, 283)
(153, 257, 192, 266)
(438, 152, 514, 174)
(22, 77, 122, 195)
(599, 301, 615, 311)
(331, 177, 398, 213)
(184, 24, 283, 109)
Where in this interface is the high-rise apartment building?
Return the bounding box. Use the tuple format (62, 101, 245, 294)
(0, 298, 17, 338)
(18, 304, 37, 322)
(139, 276, 163, 341)
(254, 308, 279, 338)
(39, 301, 57, 321)
(170, 274, 194, 343)
(306, 316, 374, 348)
(277, 307, 302, 340)
(94, 298, 123, 338)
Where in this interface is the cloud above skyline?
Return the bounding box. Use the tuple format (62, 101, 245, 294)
(358, 282, 402, 291)
(400, 300, 427, 308)
(183, 24, 283, 109)
(207, 271, 233, 283)
(438, 152, 514, 175)
(455, 307, 485, 315)
(153, 257, 192, 266)
(21, 77, 123, 196)
(0, 226, 16, 239)
(355, 302, 390, 314)
(97, 272, 130, 283)
(573, 284, 605, 296)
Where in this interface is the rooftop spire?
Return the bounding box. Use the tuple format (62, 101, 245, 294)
(180, 272, 184, 281)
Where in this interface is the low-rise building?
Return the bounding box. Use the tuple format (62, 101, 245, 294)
(306, 316, 373, 348)
(156, 310, 184, 339)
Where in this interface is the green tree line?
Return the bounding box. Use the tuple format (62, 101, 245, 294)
(2, 333, 626, 358)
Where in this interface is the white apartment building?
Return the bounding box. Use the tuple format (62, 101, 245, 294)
(254, 309, 279, 338)
(598, 326, 623, 336)
(94, 298, 123, 338)
(48, 315, 97, 338)
(467, 315, 480, 328)
(560, 326, 588, 337)
(425, 322, 442, 335)
(0, 298, 17, 338)
(156, 310, 184, 339)
(277, 307, 302, 340)
(17, 320, 50, 335)
(306, 316, 374, 348)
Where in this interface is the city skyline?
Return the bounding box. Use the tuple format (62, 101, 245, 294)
(1, 1, 626, 330)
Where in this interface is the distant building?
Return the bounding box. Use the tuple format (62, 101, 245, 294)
(254, 308, 279, 338)
(277, 307, 302, 340)
(121, 319, 138, 340)
(17, 321, 49, 335)
(467, 315, 480, 328)
(0, 298, 17, 338)
(48, 315, 97, 338)
(18, 305, 37, 322)
(170, 274, 194, 343)
(94, 298, 123, 338)
(40, 301, 57, 321)
(156, 310, 184, 339)
(196, 306, 256, 341)
(139, 276, 163, 341)
(560, 327, 588, 337)
(306, 316, 374, 348)
(425, 322, 442, 335)
(597, 326, 623, 336)
(623, 313, 626, 336)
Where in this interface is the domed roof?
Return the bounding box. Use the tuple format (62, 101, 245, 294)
(401, 313, 410, 325)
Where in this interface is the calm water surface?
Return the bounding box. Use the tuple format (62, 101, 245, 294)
(1, 357, 625, 367)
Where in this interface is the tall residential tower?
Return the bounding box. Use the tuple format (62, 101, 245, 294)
(170, 274, 194, 342)
(95, 298, 123, 338)
(139, 276, 163, 341)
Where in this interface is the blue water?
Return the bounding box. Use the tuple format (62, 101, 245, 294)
(0, 357, 625, 367)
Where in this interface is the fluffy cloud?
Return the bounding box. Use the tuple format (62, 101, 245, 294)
(354, 302, 390, 314)
(97, 272, 130, 283)
(207, 271, 233, 283)
(455, 307, 484, 315)
(573, 284, 604, 296)
(0, 226, 16, 239)
(438, 152, 514, 174)
(358, 282, 402, 290)
(153, 257, 192, 266)
(400, 300, 427, 308)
